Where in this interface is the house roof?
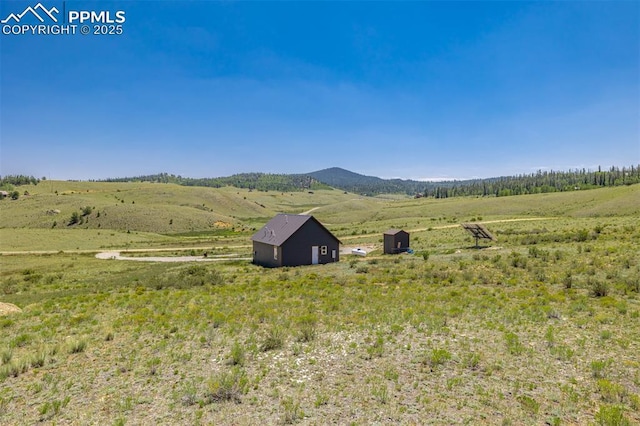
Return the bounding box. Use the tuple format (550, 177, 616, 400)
(384, 229, 408, 236)
(251, 214, 340, 246)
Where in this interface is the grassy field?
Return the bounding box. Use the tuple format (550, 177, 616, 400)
(1, 183, 639, 424)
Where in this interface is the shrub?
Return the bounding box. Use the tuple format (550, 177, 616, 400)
(67, 339, 87, 354)
(29, 350, 47, 368)
(504, 332, 524, 355)
(371, 384, 389, 404)
(68, 211, 80, 225)
(296, 315, 317, 343)
(464, 352, 481, 370)
(227, 341, 245, 366)
(428, 348, 452, 368)
(260, 326, 285, 352)
(591, 359, 611, 378)
(625, 277, 639, 293)
(597, 379, 627, 403)
(1, 349, 12, 365)
(281, 396, 304, 424)
(595, 404, 630, 426)
(590, 279, 609, 297)
(517, 394, 540, 415)
(205, 367, 248, 403)
(365, 335, 384, 359)
(180, 380, 198, 406)
(563, 273, 573, 289)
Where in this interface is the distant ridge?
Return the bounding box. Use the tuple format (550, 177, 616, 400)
(89, 165, 640, 199)
(306, 165, 640, 197)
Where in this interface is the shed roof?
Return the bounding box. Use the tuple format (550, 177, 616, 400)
(251, 214, 340, 246)
(384, 229, 408, 236)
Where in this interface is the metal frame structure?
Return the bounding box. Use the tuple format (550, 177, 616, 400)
(461, 223, 496, 248)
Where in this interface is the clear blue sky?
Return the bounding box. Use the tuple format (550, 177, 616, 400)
(1, 1, 638, 180)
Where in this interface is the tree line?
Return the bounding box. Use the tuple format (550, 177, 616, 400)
(98, 172, 331, 192)
(420, 166, 640, 199)
(0, 175, 41, 188)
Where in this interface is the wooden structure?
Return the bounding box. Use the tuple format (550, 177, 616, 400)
(383, 229, 410, 254)
(251, 214, 340, 267)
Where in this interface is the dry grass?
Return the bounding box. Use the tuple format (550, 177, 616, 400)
(0, 183, 639, 424)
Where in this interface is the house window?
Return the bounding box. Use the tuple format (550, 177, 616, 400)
(321, 246, 328, 255)
(332, 250, 336, 259)
(273, 246, 278, 260)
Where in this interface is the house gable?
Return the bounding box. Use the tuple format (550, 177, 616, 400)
(251, 214, 340, 267)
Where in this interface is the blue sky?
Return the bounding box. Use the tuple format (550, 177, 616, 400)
(1, 1, 638, 180)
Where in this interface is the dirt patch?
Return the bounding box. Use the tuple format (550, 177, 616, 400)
(0, 302, 22, 316)
(214, 221, 233, 228)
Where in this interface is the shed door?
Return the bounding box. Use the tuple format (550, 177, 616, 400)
(311, 246, 319, 264)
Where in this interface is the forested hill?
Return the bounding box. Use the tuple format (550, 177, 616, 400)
(309, 166, 640, 197)
(307, 167, 408, 194)
(98, 172, 331, 192)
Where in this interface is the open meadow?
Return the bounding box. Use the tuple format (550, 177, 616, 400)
(1, 182, 639, 424)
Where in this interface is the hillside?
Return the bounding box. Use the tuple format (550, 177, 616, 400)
(1, 180, 638, 252)
(0, 181, 358, 234)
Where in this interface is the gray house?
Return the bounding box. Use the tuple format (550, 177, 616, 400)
(251, 214, 340, 268)
(383, 229, 410, 254)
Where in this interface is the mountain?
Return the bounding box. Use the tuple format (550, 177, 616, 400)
(307, 167, 420, 195)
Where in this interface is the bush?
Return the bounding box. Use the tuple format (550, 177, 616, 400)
(281, 396, 304, 423)
(226, 341, 245, 366)
(205, 367, 248, 403)
(296, 315, 317, 343)
(504, 332, 524, 355)
(590, 279, 609, 297)
(595, 404, 630, 426)
(427, 348, 452, 367)
(260, 326, 285, 352)
(68, 211, 80, 225)
(67, 338, 87, 354)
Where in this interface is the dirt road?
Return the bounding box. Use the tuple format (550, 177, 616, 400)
(95, 252, 251, 263)
(0, 245, 251, 256)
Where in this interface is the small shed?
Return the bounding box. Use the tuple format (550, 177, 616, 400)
(383, 229, 410, 254)
(251, 214, 340, 268)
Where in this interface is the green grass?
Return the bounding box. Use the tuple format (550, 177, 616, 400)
(0, 183, 639, 424)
